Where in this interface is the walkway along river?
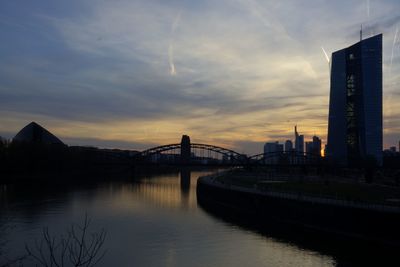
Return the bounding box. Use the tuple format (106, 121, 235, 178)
(197, 173, 400, 250)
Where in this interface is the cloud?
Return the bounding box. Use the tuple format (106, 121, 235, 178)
(1, 0, 400, 152)
(169, 10, 181, 76)
(361, 14, 400, 35)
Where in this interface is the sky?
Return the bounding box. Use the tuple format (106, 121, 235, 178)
(1, 0, 400, 155)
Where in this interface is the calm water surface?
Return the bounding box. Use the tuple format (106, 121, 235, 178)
(0, 169, 382, 266)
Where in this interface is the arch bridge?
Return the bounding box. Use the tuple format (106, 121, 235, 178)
(134, 135, 322, 166)
(135, 143, 246, 165)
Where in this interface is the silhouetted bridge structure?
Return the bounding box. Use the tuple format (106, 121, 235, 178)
(133, 135, 322, 167)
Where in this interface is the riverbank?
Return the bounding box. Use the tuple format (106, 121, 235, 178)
(197, 171, 400, 247)
(210, 169, 400, 207)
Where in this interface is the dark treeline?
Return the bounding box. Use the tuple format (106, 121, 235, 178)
(0, 137, 215, 183)
(1, 135, 400, 184)
(0, 137, 135, 183)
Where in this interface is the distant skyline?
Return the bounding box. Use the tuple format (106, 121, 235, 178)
(1, 0, 400, 155)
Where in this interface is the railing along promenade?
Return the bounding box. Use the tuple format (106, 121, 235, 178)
(199, 173, 400, 214)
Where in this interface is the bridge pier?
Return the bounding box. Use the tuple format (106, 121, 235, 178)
(181, 135, 191, 163)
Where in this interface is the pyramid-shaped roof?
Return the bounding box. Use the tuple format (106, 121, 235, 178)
(13, 122, 64, 145)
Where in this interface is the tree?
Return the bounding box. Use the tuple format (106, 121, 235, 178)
(25, 215, 106, 267)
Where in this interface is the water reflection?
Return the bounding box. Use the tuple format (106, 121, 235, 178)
(196, 182, 399, 267)
(180, 169, 191, 195)
(180, 169, 191, 204)
(1, 168, 390, 266)
(111, 172, 195, 210)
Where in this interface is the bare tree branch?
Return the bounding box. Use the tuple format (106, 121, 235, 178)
(25, 216, 107, 267)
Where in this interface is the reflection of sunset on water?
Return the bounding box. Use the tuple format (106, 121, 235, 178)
(94, 171, 217, 213)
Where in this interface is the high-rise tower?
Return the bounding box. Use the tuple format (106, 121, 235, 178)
(294, 125, 304, 154)
(326, 34, 382, 165)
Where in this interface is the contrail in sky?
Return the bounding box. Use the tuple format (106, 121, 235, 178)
(386, 25, 399, 120)
(169, 11, 181, 76)
(321, 47, 330, 63)
(321, 46, 331, 76)
(366, 0, 374, 36)
(366, 0, 370, 35)
(169, 45, 176, 75)
(390, 26, 399, 79)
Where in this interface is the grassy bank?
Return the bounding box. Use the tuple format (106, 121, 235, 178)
(215, 169, 400, 207)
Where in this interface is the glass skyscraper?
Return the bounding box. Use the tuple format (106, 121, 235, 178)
(326, 34, 382, 166)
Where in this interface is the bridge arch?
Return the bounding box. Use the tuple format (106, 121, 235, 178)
(135, 143, 246, 164)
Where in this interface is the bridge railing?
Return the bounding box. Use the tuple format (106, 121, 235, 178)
(134, 144, 323, 166)
(248, 151, 323, 166)
(133, 143, 247, 165)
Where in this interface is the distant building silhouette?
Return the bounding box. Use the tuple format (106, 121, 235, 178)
(294, 126, 304, 154)
(312, 136, 321, 156)
(13, 122, 64, 145)
(326, 34, 382, 165)
(305, 141, 313, 155)
(284, 140, 293, 153)
(264, 141, 283, 164)
(264, 142, 283, 154)
(305, 136, 321, 157)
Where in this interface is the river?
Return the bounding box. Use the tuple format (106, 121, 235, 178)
(0, 168, 392, 266)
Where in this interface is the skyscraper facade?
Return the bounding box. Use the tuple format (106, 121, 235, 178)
(284, 140, 293, 153)
(305, 141, 313, 154)
(312, 136, 322, 156)
(326, 34, 382, 165)
(305, 136, 322, 156)
(264, 141, 283, 164)
(294, 126, 304, 154)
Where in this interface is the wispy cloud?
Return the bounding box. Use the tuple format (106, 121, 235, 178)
(169, 10, 181, 76)
(1, 0, 400, 153)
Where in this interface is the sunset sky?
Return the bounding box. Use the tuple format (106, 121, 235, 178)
(1, 0, 400, 154)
